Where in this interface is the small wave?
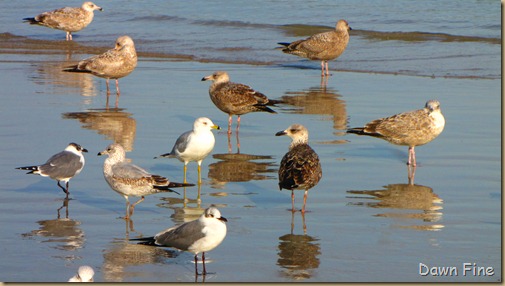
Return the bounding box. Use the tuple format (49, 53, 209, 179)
(277, 24, 500, 45)
(356, 30, 501, 45)
(192, 19, 276, 30)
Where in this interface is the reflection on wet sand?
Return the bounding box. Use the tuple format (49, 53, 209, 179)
(102, 239, 176, 282)
(277, 212, 320, 280)
(31, 53, 98, 99)
(280, 83, 347, 140)
(157, 185, 205, 224)
(208, 153, 276, 189)
(21, 199, 85, 258)
(62, 109, 136, 151)
(347, 180, 444, 231)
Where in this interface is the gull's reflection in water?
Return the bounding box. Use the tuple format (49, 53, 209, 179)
(277, 212, 321, 281)
(208, 153, 276, 189)
(346, 168, 444, 231)
(157, 185, 206, 225)
(30, 47, 98, 101)
(21, 198, 85, 260)
(101, 237, 177, 282)
(62, 108, 136, 151)
(280, 84, 347, 141)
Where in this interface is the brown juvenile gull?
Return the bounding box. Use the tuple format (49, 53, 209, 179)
(347, 100, 445, 166)
(98, 143, 194, 219)
(202, 71, 279, 134)
(276, 124, 322, 213)
(68, 265, 94, 282)
(132, 207, 227, 276)
(155, 117, 221, 184)
(278, 19, 351, 77)
(23, 1, 103, 41)
(16, 142, 88, 198)
(63, 35, 137, 108)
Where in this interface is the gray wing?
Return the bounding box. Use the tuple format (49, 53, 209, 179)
(39, 151, 83, 178)
(111, 162, 150, 179)
(154, 220, 206, 250)
(173, 130, 193, 154)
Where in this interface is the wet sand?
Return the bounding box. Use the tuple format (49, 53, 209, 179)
(0, 40, 500, 282)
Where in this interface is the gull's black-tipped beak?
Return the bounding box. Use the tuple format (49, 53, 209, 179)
(275, 130, 287, 136)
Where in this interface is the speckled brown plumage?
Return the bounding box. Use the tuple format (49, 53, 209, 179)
(23, 2, 103, 41)
(64, 35, 137, 108)
(202, 71, 278, 134)
(278, 19, 351, 76)
(347, 100, 445, 166)
(276, 124, 322, 213)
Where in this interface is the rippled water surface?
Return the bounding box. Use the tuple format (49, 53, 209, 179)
(0, 0, 501, 282)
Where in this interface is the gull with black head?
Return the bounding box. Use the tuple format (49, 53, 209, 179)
(16, 142, 88, 198)
(132, 207, 227, 276)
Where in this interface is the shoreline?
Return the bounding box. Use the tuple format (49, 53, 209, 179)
(0, 32, 498, 80)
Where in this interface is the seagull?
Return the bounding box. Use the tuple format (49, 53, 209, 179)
(278, 19, 351, 77)
(155, 117, 220, 184)
(97, 143, 194, 219)
(23, 1, 103, 41)
(132, 207, 227, 276)
(276, 124, 322, 213)
(68, 265, 94, 282)
(347, 100, 445, 166)
(16, 142, 88, 197)
(202, 71, 279, 134)
(63, 35, 137, 108)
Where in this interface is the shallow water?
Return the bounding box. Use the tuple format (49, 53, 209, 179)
(0, 0, 501, 283)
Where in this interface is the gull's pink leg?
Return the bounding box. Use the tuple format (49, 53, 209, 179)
(227, 115, 232, 135)
(320, 61, 325, 76)
(115, 79, 120, 108)
(302, 190, 308, 213)
(408, 146, 417, 166)
(236, 115, 241, 134)
(291, 190, 295, 212)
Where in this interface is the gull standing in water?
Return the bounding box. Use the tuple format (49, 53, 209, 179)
(68, 265, 95, 282)
(347, 100, 445, 166)
(155, 117, 220, 184)
(23, 1, 103, 41)
(278, 19, 351, 77)
(16, 142, 88, 198)
(98, 143, 194, 219)
(63, 35, 137, 108)
(202, 71, 279, 134)
(132, 207, 227, 276)
(276, 124, 322, 213)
